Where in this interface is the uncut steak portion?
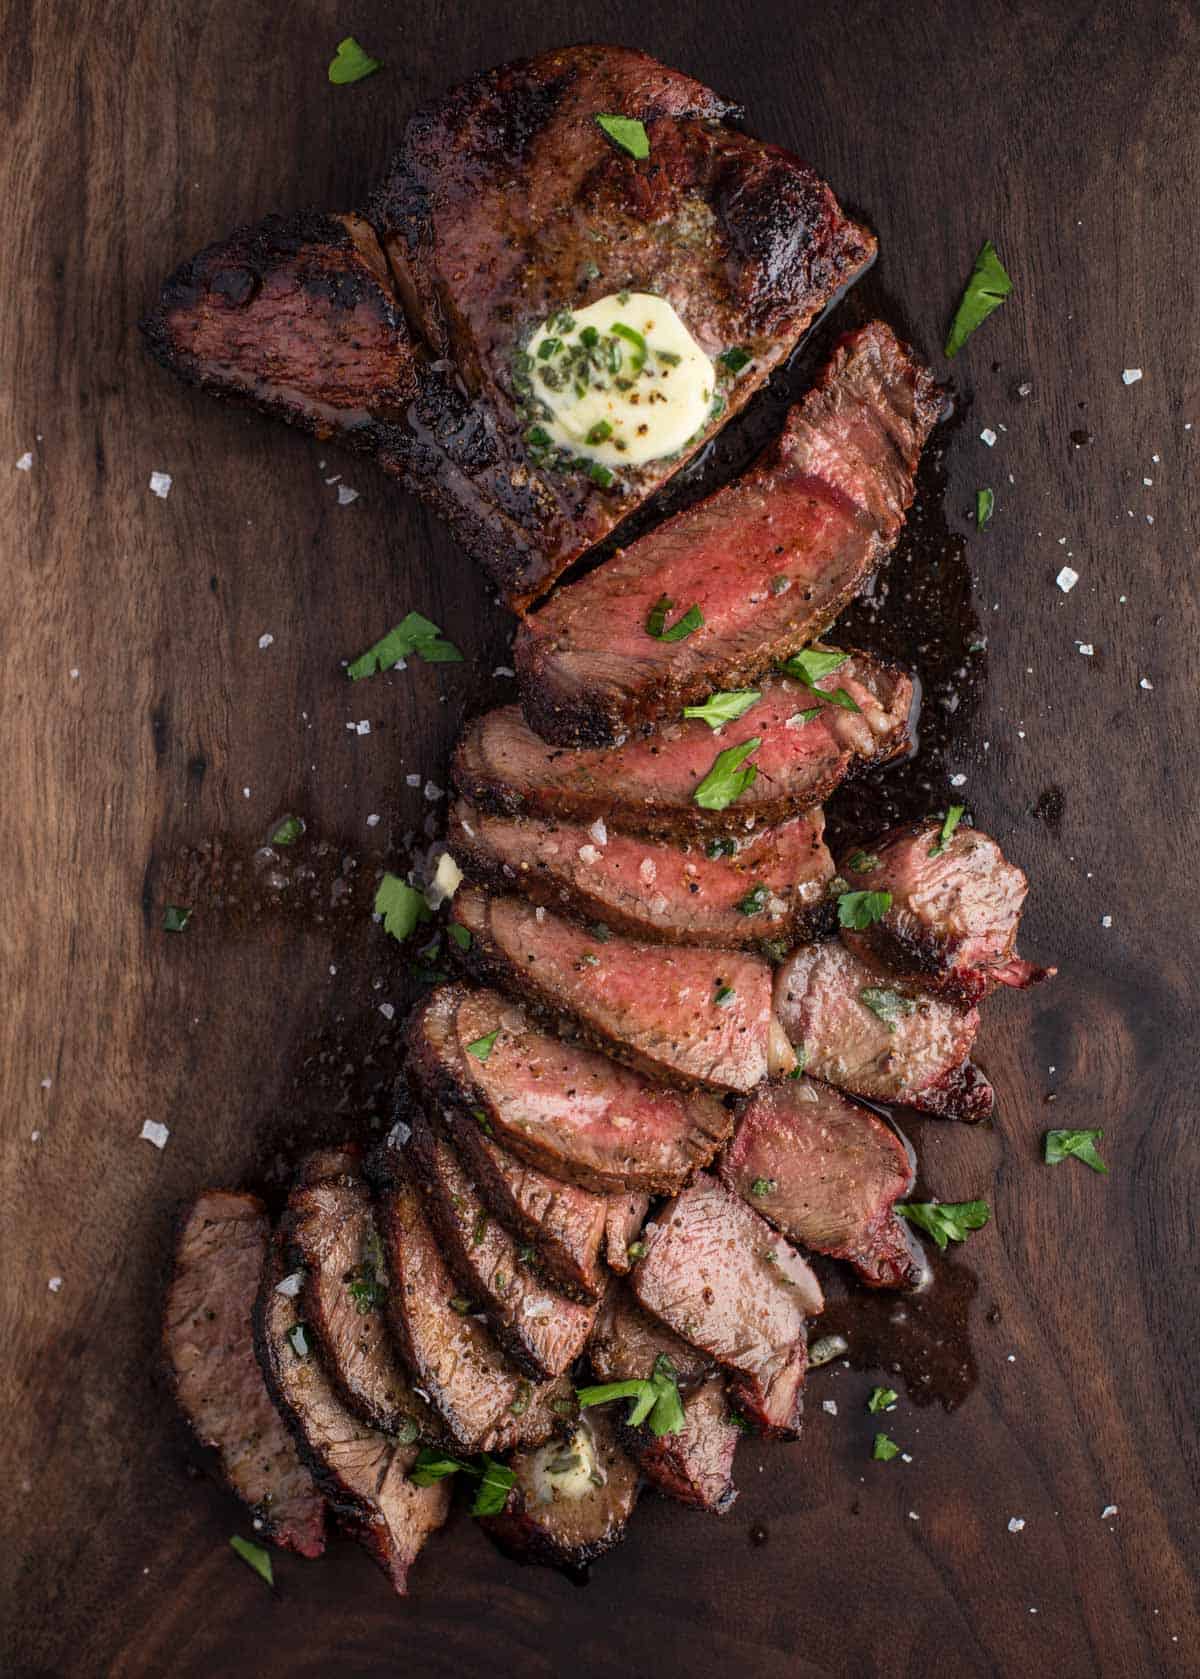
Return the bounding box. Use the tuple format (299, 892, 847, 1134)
(453, 654, 912, 841)
(720, 1078, 927, 1290)
(453, 886, 781, 1093)
(164, 1192, 326, 1558)
(632, 1175, 823, 1438)
(516, 322, 940, 743)
(450, 799, 833, 948)
(775, 940, 995, 1121)
(408, 986, 731, 1195)
(839, 821, 1056, 1007)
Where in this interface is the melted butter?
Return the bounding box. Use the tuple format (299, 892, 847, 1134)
(529, 1423, 604, 1505)
(526, 293, 714, 469)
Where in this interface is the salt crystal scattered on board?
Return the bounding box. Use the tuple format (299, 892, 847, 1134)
(1008, 1517, 1026, 1533)
(1077, 644, 1094, 656)
(822, 1400, 838, 1416)
(949, 773, 966, 787)
(1101, 1505, 1118, 1520)
(1121, 368, 1143, 385)
(258, 633, 274, 650)
(366, 814, 380, 827)
(980, 427, 997, 447)
(379, 1003, 395, 1021)
(1139, 677, 1154, 691)
(140, 1120, 170, 1150)
(16, 451, 33, 471)
(356, 720, 371, 736)
(336, 484, 359, 505)
(48, 1276, 63, 1293)
(1056, 566, 1079, 592)
(149, 471, 172, 498)
(493, 666, 515, 678)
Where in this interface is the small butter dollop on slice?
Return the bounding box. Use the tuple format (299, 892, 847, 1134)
(529, 1424, 605, 1506)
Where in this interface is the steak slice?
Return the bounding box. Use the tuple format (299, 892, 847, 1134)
(774, 940, 995, 1121)
(515, 322, 940, 743)
(164, 1192, 325, 1558)
(450, 798, 833, 948)
(454, 886, 780, 1094)
(255, 1232, 449, 1593)
(603, 1193, 650, 1274)
(631, 1174, 823, 1438)
(408, 985, 731, 1196)
(284, 1147, 437, 1440)
(720, 1078, 927, 1289)
(452, 653, 913, 841)
(839, 821, 1056, 1007)
(589, 1283, 715, 1387)
(373, 1153, 571, 1452)
(407, 1113, 597, 1381)
(480, 1411, 640, 1570)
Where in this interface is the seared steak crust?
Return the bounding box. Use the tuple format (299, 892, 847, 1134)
(480, 1410, 640, 1570)
(515, 321, 940, 742)
(407, 985, 731, 1195)
(720, 1078, 927, 1289)
(164, 1191, 325, 1558)
(453, 886, 776, 1094)
(839, 821, 1056, 1007)
(254, 1233, 449, 1593)
(452, 654, 913, 841)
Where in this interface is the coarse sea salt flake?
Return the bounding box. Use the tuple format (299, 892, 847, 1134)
(49, 1276, 63, 1293)
(1056, 566, 1079, 592)
(1077, 643, 1094, 656)
(578, 844, 600, 865)
(1139, 677, 1154, 691)
(336, 484, 359, 505)
(589, 818, 608, 847)
(1008, 1517, 1026, 1533)
(16, 451, 33, 471)
(950, 773, 967, 787)
(258, 633, 274, 649)
(822, 1399, 838, 1416)
(980, 428, 997, 447)
(1122, 368, 1143, 385)
(1101, 915, 1113, 928)
(379, 1002, 395, 1021)
(140, 1120, 170, 1150)
(275, 1271, 304, 1298)
(493, 665, 515, 678)
(406, 773, 421, 787)
(149, 471, 172, 498)
(366, 813, 380, 827)
(1101, 1504, 1118, 1519)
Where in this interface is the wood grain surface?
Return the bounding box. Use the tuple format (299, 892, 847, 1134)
(2, 2, 1197, 1674)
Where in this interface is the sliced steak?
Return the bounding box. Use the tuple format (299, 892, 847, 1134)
(839, 821, 1056, 1006)
(480, 1411, 640, 1570)
(450, 799, 833, 948)
(720, 1078, 927, 1289)
(373, 1153, 571, 1451)
(516, 322, 940, 743)
(589, 1284, 714, 1387)
(603, 1193, 650, 1274)
(408, 984, 732, 1195)
(255, 1233, 448, 1593)
(774, 940, 994, 1120)
(407, 1114, 597, 1381)
(453, 653, 912, 840)
(285, 1147, 437, 1440)
(454, 886, 780, 1093)
(164, 1192, 325, 1558)
(632, 1174, 822, 1437)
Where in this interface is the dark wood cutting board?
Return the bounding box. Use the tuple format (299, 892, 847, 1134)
(3, 2, 1197, 1674)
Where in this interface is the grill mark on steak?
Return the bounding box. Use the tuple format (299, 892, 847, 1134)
(407, 984, 732, 1195)
(514, 321, 940, 742)
(720, 1078, 928, 1290)
(774, 940, 995, 1121)
(452, 652, 913, 841)
(450, 798, 833, 948)
(407, 1112, 597, 1381)
(164, 1191, 326, 1558)
(453, 885, 776, 1094)
(632, 1175, 822, 1438)
(254, 1231, 449, 1593)
(839, 821, 1056, 1007)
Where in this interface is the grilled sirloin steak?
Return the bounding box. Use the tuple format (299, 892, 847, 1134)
(452, 653, 913, 841)
(839, 821, 1056, 1007)
(454, 886, 781, 1093)
(516, 322, 940, 743)
(480, 1410, 640, 1570)
(164, 1192, 326, 1557)
(407, 1114, 597, 1381)
(720, 1078, 927, 1290)
(255, 1232, 449, 1593)
(408, 984, 731, 1194)
(450, 798, 833, 948)
(632, 1175, 823, 1438)
(774, 940, 995, 1121)
(144, 45, 875, 610)
(286, 1147, 437, 1439)
(603, 1192, 650, 1273)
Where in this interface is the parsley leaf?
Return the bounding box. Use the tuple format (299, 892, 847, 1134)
(713, 984, 736, 1007)
(945, 240, 1013, 358)
(409, 1448, 514, 1515)
(1045, 1128, 1109, 1174)
(466, 1028, 500, 1063)
(693, 737, 761, 811)
(269, 815, 304, 847)
(838, 890, 893, 929)
(779, 646, 861, 712)
(867, 1386, 898, 1413)
(872, 1432, 901, 1462)
(163, 905, 192, 933)
(230, 1534, 274, 1586)
(929, 804, 967, 856)
(750, 1177, 777, 1197)
(977, 487, 994, 530)
(576, 1353, 683, 1437)
(858, 986, 915, 1029)
(328, 37, 382, 85)
(595, 113, 650, 159)
(846, 851, 879, 873)
(447, 923, 472, 951)
(375, 873, 430, 942)
(736, 884, 769, 916)
(896, 1199, 990, 1251)
(348, 611, 462, 679)
(646, 595, 704, 642)
(682, 689, 761, 729)
(720, 346, 752, 373)
(471, 1455, 517, 1517)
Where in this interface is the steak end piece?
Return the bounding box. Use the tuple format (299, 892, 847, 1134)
(720, 1077, 928, 1290)
(164, 1191, 326, 1558)
(839, 821, 1057, 1007)
(480, 1410, 640, 1570)
(515, 321, 940, 745)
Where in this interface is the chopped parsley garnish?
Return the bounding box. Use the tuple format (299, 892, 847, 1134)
(779, 646, 861, 712)
(610, 321, 648, 370)
(977, 487, 995, 529)
(693, 737, 761, 811)
(719, 346, 752, 373)
(447, 923, 472, 951)
(346, 1264, 386, 1314)
(626, 1239, 646, 1260)
(409, 1449, 516, 1516)
(714, 984, 737, 1007)
(269, 815, 304, 846)
(929, 803, 967, 856)
(230, 1535, 274, 1586)
(410, 1450, 471, 1484)
(588, 922, 614, 942)
(375, 873, 430, 942)
(706, 837, 739, 859)
(586, 419, 613, 445)
(471, 1457, 516, 1516)
(163, 905, 192, 933)
(576, 1353, 683, 1437)
(838, 890, 893, 929)
(847, 851, 879, 873)
(750, 1177, 777, 1197)
(789, 1044, 809, 1077)
(348, 611, 462, 678)
(945, 240, 1013, 358)
(594, 113, 650, 160)
(1044, 1128, 1109, 1173)
(736, 884, 769, 916)
(645, 595, 704, 641)
(859, 986, 915, 1029)
(328, 36, 381, 85)
(868, 1386, 898, 1413)
(683, 688, 761, 729)
(872, 1432, 901, 1462)
(589, 461, 615, 488)
(896, 1199, 990, 1250)
(465, 1028, 501, 1063)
